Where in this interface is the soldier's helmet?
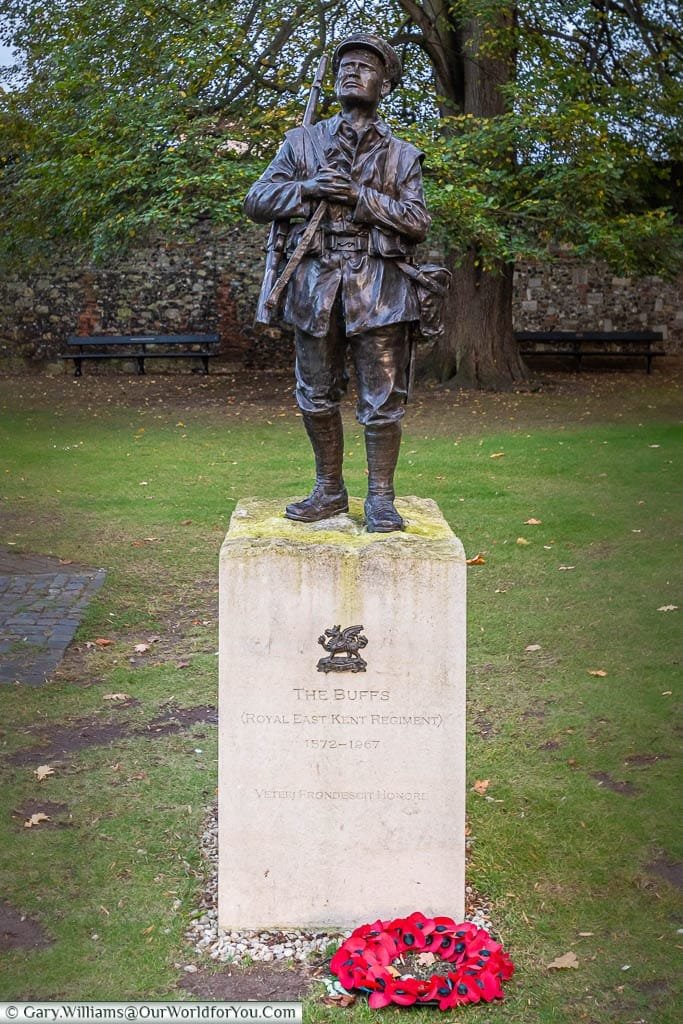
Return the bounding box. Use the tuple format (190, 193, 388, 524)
(332, 33, 402, 92)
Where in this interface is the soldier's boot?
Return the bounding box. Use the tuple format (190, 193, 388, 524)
(285, 410, 349, 522)
(364, 422, 405, 533)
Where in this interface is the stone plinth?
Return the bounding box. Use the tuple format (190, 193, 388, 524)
(218, 496, 466, 929)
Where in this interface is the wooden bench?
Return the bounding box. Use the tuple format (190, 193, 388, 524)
(515, 330, 665, 374)
(61, 333, 220, 377)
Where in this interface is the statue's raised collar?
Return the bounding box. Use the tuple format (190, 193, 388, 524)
(328, 112, 391, 138)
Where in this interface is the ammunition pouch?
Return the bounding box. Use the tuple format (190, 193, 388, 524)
(396, 261, 452, 339)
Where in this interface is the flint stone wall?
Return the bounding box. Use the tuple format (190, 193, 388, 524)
(0, 223, 680, 369)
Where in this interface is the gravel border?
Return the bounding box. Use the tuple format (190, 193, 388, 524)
(185, 806, 495, 966)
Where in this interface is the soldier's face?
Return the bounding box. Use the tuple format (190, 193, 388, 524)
(336, 49, 390, 107)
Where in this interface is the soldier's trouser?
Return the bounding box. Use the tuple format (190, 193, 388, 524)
(293, 298, 410, 425)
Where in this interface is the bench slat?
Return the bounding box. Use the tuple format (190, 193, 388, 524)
(515, 330, 662, 343)
(66, 333, 218, 346)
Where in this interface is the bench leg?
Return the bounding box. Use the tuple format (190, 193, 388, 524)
(202, 355, 210, 374)
(74, 358, 82, 378)
(646, 353, 652, 374)
(137, 357, 146, 375)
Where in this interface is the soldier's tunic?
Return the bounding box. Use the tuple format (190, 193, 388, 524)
(244, 113, 431, 424)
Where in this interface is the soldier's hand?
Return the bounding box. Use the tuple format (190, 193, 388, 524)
(301, 167, 360, 205)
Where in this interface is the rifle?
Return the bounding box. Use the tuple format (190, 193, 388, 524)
(254, 55, 328, 325)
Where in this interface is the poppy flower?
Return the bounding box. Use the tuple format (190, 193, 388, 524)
(391, 910, 432, 950)
(388, 977, 421, 1006)
(450, 968, 503, 1004)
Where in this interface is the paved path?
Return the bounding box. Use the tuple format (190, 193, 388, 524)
(0, 550, 105, 686)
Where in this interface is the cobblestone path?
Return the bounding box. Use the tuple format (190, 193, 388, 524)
(0, 550, 105, 686)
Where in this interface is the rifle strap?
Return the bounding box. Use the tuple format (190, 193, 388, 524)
(383, 138, 401, 199)
(303, 123, 328, 173)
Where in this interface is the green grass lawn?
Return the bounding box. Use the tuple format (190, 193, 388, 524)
(0, 368, 681, 1021)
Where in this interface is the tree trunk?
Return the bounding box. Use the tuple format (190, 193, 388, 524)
(416, 6, 530, 388)
(434, 251, 527, 389)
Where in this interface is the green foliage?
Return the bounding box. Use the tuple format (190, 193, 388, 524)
(0, 0, 681, 274)
(419, 103, 680, 274)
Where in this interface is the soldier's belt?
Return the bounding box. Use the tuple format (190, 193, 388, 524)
(324, 233, 369, 252)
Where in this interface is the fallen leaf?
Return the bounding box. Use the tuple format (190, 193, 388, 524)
(472, 779, 490, 795)
(417, 952, 437, 966)
(24, 812, 50, 828)
(466, 554, 486, 565)
(657, 605, 678, 612)
(548, 951, 579, 970)
(323, 995, 356, 1008)
(94, 638, 113, 647)
(33, 765, 55, 782)
(176, 660, 190, 669)
(558, 565, 576, 571)
(490, 452, 505, 459)
(525, 644, 542, 652)
(134, 643, 150, 654)
(516, 537, 530, 546)
(143, 537, 159, 543)
(103, 693, 132, 702)
(588, 669, 608, 677)
(59, 558, 74, 565)
(181, 519, 193, 526)
(525, 518, 542, 525)
(578, 932, 594, 937)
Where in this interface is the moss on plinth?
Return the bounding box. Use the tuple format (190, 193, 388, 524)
(227, 496, 463, 559)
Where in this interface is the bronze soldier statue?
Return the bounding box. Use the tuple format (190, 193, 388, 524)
(244, 33, 431, 532)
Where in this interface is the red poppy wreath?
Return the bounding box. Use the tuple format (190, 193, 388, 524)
(330, 911, 514, 1010)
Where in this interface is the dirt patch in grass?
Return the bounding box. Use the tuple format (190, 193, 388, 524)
(0, 901, 52, 951)
(144, 705, 218, 734)
(12, 800, 71, 829)
(6, 705, 217, 766)
(623, 752, 671, 768)
(522, 700, 557, 721)
(178, 963, 320, 1000)
(8, 719, 134, 765)
(590, 771, 639, 796)
(645, 857, 683, 891)
(472, 714, 497, 739)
